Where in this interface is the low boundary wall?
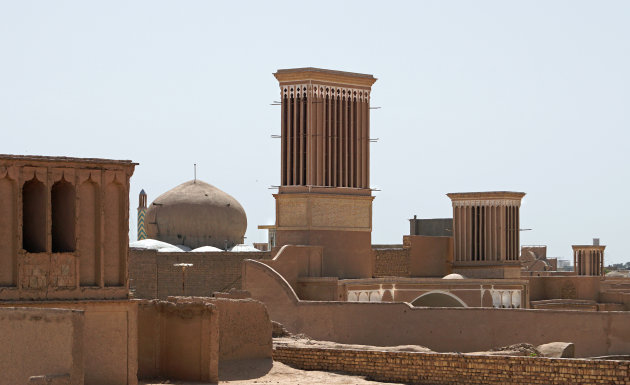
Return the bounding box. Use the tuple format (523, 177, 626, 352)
(273, 346, 630, 385)
(243, 259, 630, 357)
(0, 300, 136, 385)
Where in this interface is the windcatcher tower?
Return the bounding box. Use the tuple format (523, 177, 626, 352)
(573, 240, 605, 276)
(137, 189, 147, 240)
(273, 68, 377, 278)
(447, 191, 526, 278)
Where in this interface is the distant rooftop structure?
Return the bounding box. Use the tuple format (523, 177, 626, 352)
(409, 215, 453, 237)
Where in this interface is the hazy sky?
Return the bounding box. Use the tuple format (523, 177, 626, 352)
(1, 1, 628, 264)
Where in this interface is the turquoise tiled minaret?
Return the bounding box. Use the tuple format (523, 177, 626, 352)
(137, 189, 147, 240)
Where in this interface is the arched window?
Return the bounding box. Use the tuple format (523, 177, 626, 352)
(51, 179, 76, 252)
(22, 178, 46, 253)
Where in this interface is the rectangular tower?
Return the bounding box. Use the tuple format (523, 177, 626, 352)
(273, 68, 377, 278)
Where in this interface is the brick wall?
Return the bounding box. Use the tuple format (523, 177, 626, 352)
(373, 248, 409, 277)
(273, 346, 630, 385)
(129, 249, 271, 299)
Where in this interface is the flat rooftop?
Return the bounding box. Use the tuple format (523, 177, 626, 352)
(446, 191, 526, 200)
(274, 67, 377, 87)
(0, 154, 137, 166)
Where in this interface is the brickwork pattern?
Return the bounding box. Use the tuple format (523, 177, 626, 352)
(129, 249, 271, 299)
(373, 248, 410, 277)
(273, 346, 630, 385)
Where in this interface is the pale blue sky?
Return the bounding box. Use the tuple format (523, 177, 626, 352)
(1, 1, 628, 263)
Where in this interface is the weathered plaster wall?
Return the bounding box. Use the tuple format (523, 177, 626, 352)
(243, 259, 630, 358)
(129, 249, 270, 299)
(0, 301, 137, 385)
(527, 275, 602, 301)
(0, 308, 83, 385)
(274, 346, 630, 385)
(405, 235, 452, 277)
(136, 300, 218, 383)
(276, 229, 373, 279)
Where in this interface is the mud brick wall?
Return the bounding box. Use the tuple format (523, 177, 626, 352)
(0, 308, 84, 385)
(129, 249, 271, 299)
(373, 248, 409, 277)
(273, 346, 630, 385)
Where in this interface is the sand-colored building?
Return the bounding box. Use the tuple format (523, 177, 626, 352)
(0, 154, 274, 385)
(0, 154, 138, 385)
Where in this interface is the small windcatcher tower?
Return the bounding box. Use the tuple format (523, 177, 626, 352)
(273, 68, 377, 278)
(573, 239, 605, 276)
(447, 191, 526, 278)
(137, 189, 147, 241)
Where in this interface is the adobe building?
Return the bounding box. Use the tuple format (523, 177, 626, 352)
(0, 155, 275, 384)
(409, 215, 453, 237)
(273, 68, 376, 279)
(0, 154, 138, 385)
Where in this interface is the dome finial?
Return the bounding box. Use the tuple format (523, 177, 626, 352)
(194, 163, 197, 183)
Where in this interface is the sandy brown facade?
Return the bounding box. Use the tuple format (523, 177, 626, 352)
(0, 154, 135, 300)
(1, 300, 138, 385)
(0, 307, 84, 385)
(136, 295, 272, 383)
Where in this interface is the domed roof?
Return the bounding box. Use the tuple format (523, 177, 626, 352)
(145, 180, 247, 249)
(442, 273, 465, 280)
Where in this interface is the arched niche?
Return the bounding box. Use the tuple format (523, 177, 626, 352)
(51, 179, 76, 253)
(22, 177, 46, 253)
(104, 181, 124, 286)
(79, 178, 99, 286)
(411, 291, 467, 308)
(0, 175, 17, 285)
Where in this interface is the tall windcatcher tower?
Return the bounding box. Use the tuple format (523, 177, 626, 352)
(273, 68, 377, 278)
(137, 189, 147, 240)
